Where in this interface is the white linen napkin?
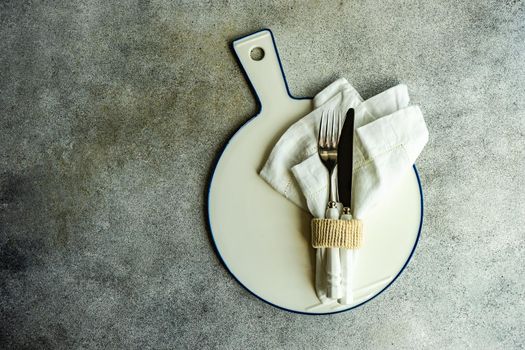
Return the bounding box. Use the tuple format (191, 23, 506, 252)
(260, 78, 428, 304)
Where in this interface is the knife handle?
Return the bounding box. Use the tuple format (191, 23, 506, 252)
(339, 209, 354, 305)
(341, 209, 352, 220)
(325, 203, 342, 299)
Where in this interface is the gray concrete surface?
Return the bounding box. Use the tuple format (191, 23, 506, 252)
(1, 0, 524, 349)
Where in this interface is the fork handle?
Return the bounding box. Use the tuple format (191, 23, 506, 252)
(325, 202, 342, 299)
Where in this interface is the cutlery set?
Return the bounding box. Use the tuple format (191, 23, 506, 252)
(317, 108, 356, 301)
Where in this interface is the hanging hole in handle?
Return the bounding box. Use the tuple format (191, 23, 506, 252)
(250, 47, 265, 61)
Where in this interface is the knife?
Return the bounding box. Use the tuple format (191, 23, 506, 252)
(337, 108, 355, 305)
(337, 108, 355, 216)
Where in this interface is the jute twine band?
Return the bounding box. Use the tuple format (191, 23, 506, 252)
(311, 218, 363, 249)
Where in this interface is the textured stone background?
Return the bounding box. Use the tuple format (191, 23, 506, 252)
(1, 0, 524, 349)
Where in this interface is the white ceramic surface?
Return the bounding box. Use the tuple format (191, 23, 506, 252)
(208, 29, 422, 314)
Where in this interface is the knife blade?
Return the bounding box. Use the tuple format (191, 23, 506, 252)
(337, 108, 355, 214)
(337, 108, 355, 305)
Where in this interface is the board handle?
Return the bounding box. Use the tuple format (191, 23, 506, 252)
(233, 30, 291, 111)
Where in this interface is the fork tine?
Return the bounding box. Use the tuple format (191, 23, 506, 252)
(318, 110, 326, 147)
(337, 110, 340, 144)
(337, 110, 342, 142)
(330, 110, 335, 148)
(325, 109, 332, 148)
(331, 109, 338, 147)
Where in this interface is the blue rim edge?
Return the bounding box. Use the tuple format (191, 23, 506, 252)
(205, 28, 424, 316)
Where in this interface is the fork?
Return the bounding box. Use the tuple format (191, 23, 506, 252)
(317, 108, 342, 299)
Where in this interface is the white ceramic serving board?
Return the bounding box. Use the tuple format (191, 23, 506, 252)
(208, 29, 422, 314)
